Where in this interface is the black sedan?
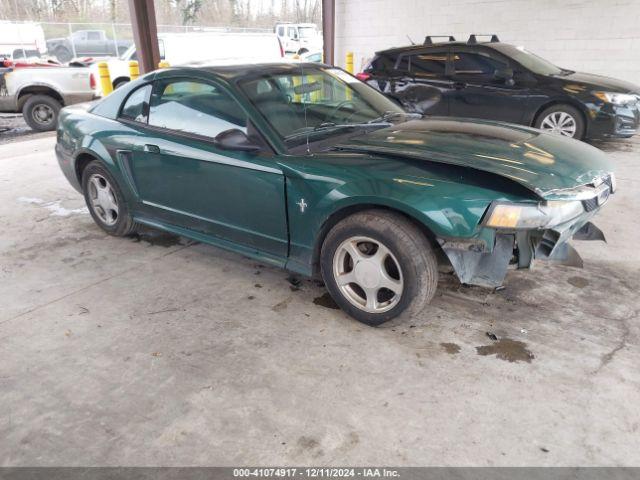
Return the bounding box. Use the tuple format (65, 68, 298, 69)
(357, 35, 640, 140)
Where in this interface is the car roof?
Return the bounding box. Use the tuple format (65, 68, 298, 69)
(376, 41, 504, 56)
(159, 62, 329, 82)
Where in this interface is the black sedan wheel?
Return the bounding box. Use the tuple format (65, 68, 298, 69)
(82, 160, 137, 237)
(321, 210, 438, 326)
(535, 104, 585, 139)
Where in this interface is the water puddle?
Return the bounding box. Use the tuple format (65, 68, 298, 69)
(476, 338, 535, 363)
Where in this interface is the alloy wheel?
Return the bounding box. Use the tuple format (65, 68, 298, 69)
(88, 174, 119, 226)
(540, 111, 577, 137)
(332, 236, 404, 313)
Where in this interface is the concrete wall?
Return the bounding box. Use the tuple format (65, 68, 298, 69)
(335, 0, 640, 84)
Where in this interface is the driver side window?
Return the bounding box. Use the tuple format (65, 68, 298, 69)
(148, 79, 247, 138)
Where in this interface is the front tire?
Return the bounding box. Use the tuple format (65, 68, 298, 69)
(320, 210, 438, 326)
(81, 160, 137, 237)
(22, 95, 61, 132)
(535, 104, 585, 139)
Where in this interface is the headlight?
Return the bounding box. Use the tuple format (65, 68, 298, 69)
(593, 91, 637, 106)
(484, 201, 584, 229)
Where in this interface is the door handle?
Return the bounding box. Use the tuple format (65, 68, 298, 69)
(143, 144, 160, 154)
(453, 82, 467, 90)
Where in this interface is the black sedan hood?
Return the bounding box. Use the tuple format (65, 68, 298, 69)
(558, 71, 640, 94)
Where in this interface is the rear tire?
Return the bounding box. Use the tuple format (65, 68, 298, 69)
(81, 160, 137, 237)
(113, 78, 129, 89)
(534, 104, 585, 139)
(54, 46, 72, 63)
(22, 95, 61, 132)
(320, 210, 438, 326)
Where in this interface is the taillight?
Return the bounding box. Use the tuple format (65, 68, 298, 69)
(89, 73, 96, 89)
(355, 72, 371, 82)
(2, 58, 14, 68)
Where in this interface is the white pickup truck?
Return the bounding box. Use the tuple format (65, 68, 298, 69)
(0, 60, 95, 131)
(92, 31, 284, 95)
(275, 23, 323, 55)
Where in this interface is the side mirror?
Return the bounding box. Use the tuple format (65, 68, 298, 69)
(214, 129, 261, 153)
(494, 67, 515, 86)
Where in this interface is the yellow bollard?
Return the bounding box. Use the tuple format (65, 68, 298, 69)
(345, 52, 354, 74)
(97, 62, 113, 96)
(345, 52, 355, 100)
(128, 61, 139, 81)
(158, 60, 170, 69)
(293, 75, 302, 103)
(310, 75, 321, 103)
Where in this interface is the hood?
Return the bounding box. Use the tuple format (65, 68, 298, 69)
(336, 118, 613, 197)
(558, 71, 640, 94)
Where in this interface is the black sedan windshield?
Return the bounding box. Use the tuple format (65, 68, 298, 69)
(238, 66, 407, 148)
(491, 44, 563, 76)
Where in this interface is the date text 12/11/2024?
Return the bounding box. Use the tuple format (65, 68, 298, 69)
(233, 468, 400, 478)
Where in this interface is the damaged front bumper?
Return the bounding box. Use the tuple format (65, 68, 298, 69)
(438, 212, 608, 289)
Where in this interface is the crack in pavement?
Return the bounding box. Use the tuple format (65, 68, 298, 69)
(592, 308, 638, 374)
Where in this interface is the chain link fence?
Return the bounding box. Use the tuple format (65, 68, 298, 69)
(4, 21, 272, 63)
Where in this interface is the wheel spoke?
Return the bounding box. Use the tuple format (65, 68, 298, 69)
(343, 240, 365, 263)
(336, 271, 357, 286)
(371, 243, 390, 264)
(91, 176, 103, 193)
(364, 287, 379, 311)
(104, 193, 118, 212)
(379, 271, 402, 294)
(557, 112, 567, 126)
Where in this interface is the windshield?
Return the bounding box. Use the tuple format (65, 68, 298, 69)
(298, 26, 317, 38)
(238, 67, 408, 150)
(490, 44, 564, 76)
(120, 44, 135, 60)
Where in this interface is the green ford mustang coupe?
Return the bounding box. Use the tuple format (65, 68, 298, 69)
(55, 63, 615, 325)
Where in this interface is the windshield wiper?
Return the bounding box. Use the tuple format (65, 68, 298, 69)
(286, 122, 392, 142)
(367, 110, 422, 124)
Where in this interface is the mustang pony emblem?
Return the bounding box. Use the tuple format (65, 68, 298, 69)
(297, 199, 308, 213)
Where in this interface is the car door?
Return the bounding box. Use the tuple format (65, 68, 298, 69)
(449, 47, 530, 123)
(117, 78, 288, 260)
(287, 26, 298, 52)
(389, 48, 452, 116)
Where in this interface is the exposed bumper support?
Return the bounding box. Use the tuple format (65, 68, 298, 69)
(439, 234, 514, 288)
(439, 221, 606, 288)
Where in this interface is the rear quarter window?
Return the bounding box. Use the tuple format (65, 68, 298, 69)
(120, 84, 152, 123)
(365, 54, 397, 73)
